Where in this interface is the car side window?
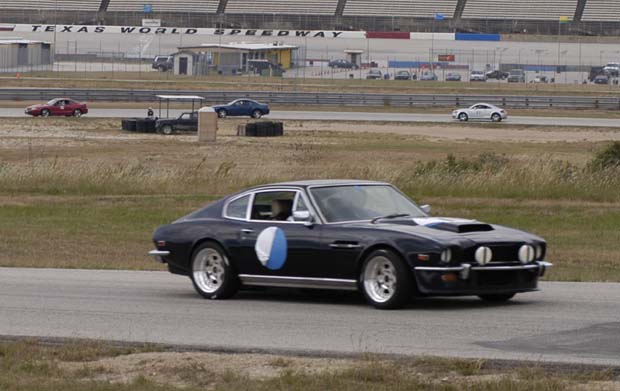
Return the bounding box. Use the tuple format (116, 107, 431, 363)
(226, 195, 250, 220)
(180, 113, 190, 120)
(251, 191, 296, 221)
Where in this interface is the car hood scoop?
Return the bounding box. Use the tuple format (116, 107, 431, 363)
(412, 217, 494, 233)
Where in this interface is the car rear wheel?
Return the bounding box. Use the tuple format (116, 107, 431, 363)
(360, 249, 412, 309)
(251, 110, 262, 119)
(41, 109, 50, 117)
(190, 242, 239, 300)
(478, 293, 515, 302)
(73, 109, 82, 118)
(159, 125, 174, 135)
(491, 113, 502, 122)
(458, 112, 468, 122)
(217, 109, 227, 119)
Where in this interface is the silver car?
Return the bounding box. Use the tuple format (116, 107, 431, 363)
(470, 70, 487, 82)
(452, 103, 508, 122)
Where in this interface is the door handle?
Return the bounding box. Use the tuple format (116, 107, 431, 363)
(241, 229, 255, 234)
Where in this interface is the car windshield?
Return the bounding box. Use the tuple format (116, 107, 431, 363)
(310, 185, 425, 223)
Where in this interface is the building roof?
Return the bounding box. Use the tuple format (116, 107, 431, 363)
(179, 42, 298, 52)
(0, 39, 50, 45)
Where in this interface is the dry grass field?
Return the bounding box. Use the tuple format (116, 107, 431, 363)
(0, 117, 619, 280)
(1, 338, 618, 391)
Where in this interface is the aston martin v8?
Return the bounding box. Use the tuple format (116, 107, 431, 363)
(149, 180, 551, 309)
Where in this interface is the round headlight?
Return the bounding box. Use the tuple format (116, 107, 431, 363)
(535, 245, 543, 260)
(440, 249, 452, 264)
(518, 245, 535, 264)
(475, 246, 493, 265)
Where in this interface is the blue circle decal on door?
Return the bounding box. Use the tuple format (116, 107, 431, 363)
(255, 227, 288, 270)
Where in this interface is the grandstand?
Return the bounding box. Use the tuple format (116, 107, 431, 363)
(462, 0, 579, 20)
(582, 0, 620, 22)
(107, 0, 219, 13)
(225, 0, 337, 15)
(343, 0, 457, 18)
(1, 0, 620, 35)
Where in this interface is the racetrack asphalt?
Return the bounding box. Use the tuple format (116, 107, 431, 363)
(1, 108, 619, 128)
(1, 267, 619, 366)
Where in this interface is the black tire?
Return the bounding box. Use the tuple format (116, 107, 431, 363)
(190, 242, 239, 300)
(251, 110, 262, 119)
(491, 113, 502, 122)
(217, 109, 227, 119)
(73, 109, 82, 118)
(159, 125, 174, 135)
(458, 112, 468, 122)
(478, 293, 515, 302)
(360, 249, 413, 309)
(41, 109, 50, 117)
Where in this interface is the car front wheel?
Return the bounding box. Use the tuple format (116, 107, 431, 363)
(251, 110, 262, 119)
(458, 112, 468, 121)
(190, 242, 239, 300)
(360, 249, 412, 309)
(491, 113, 502, 122)
(41, 109, 50, 117)
(159, 125, 174, 135)
(217, 110, 227, 119)
(73, 109, 82, 118)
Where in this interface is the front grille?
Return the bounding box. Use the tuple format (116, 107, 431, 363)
(463, 243, 522, 264)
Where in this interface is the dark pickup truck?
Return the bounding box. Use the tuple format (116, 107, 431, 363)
(155, 112, 198, 135)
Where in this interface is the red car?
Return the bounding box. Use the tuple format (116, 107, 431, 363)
(25, 98, 88, 118)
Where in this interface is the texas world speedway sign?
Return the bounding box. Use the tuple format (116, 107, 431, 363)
(2, 24, 366, 39)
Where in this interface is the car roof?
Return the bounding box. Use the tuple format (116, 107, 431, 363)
(472, 102, 498, 107)
(246, 179, 389, 189)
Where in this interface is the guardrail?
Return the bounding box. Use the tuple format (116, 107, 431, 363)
(2, 88, 620, 110)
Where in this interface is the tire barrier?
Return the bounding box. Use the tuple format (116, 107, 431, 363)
(239, 121, 284, 137)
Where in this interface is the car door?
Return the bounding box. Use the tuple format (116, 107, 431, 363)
(229, 100, 245, 116)
(177, 113, 191, 130)
(478, 105, 493, 119)
(223, 189, 323, 278)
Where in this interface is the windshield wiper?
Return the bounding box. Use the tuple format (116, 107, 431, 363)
(371, 213, 411, 224)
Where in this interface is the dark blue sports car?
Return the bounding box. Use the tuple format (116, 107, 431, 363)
(149, 180, 552, 309)
(211, 99, 270, 119)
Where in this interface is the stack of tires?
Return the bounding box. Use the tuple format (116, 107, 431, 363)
(121, 118, 156, 133)
(244, 121, 284, 137)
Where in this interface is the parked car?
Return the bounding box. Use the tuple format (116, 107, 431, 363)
(212, 99, 270, 119)
(155, 112, 198, 135)
(419, 72, 438, 81)
(486, 70, 509, 80)
(470, 70, 487, 82)
(248, 59, 285, 76)
(152, 55, 173, 72)
(594, 74, 610, 85)
(366, 69, 382, 80)
(507, 69, 526, 83)
(394, 70, 411, 80)
(25, 98, 88, 118)
(445, 72, 462, 81)
(589, 66, 607, 82)
(533, 75, 549, 84)
(328, 59, 358, 69)
(149, 180, 551, 309)
(603, 62, 620, 77)
(452, 103, 508, 122)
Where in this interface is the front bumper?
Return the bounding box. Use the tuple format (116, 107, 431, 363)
(414, 261, 552, 296)
(148, 249, 170, 263)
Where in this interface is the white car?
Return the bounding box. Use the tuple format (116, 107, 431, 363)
(470, 70, 487, 82)
(452, 103, 508, 122)
(603, 62, 619, 77)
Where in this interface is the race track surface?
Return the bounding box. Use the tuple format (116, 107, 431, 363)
(1, 267, 619, 365)
(2, 108, 619, 128)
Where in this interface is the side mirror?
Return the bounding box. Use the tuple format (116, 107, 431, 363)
(293, 210, 314, 225)
(420, 204, 431, 214)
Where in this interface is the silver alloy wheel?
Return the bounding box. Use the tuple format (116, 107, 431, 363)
(218, 110, 227, 119)
(161, 125, 173, 135)
(458, 113, 468, 121)
(363, 255, 397, 303)
(193, 248, 226, 294)
(252, 110, 262, 119)
(73, 109, 82, 118)
(491, 113, 501, 122)
(41, 110, 50, 117)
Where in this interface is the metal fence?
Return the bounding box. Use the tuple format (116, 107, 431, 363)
(3, 88, 620, 109)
